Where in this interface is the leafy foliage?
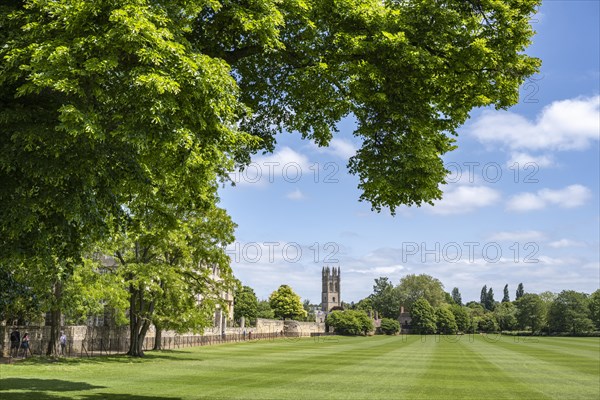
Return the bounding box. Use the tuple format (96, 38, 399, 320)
(449, 304, 471, 333)
(516, 283, 525, 300)
(502, 284, 510, 303)
(435, 306, 458, 334)
(477, 313, 499, 333)
(370, 277, 400, 318)
(410, 298, 437, 334)
(589, 289, 600, 330)
(397, 274, 446, 310)
(379, 318, 401, 335)
(256, 300, 275, 320)
(548, 291, 594, 334)
(327, 310, 374, 336)
(269, 285, 307, 320)
(451, 287, 462, 306)
(493, 302, 517, 331)
(515, 293, 545, 333)
(234, 285, 259, 325)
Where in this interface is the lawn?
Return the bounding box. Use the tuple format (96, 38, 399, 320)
(0, 335, 598, 399)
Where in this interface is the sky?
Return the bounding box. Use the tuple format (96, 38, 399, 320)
(219, 1, 600, 305)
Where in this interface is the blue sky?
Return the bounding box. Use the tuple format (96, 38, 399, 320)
(220, 1, 600, 305)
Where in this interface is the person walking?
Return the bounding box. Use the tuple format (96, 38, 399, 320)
(10, 329, 20, 357)
(59, 331, 67, 356)
(20, 332, 30, 358)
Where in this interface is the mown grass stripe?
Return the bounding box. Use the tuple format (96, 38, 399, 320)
(465, 336, 599, 400)
(0, 336, 598, 400)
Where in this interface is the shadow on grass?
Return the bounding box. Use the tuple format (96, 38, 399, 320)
(0, 379, 181, 400)
(7, 350, 198, 366)
(0, 378, 105, 392)
(2, 391, 181, 400)
(82, 394, 182, 399)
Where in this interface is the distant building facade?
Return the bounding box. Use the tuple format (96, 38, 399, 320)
(321, 266, 341, 311)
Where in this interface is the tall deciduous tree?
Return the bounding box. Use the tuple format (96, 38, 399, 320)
(449, 304, 471, 333)
(234, 285, 259, 326)
(256, 300, 275, 320)
(396, 274, 446, 311)
(589, 289, 600, 330)
(516, 283, 525, 300)
(486, 287, 495, 311)
(269, 285, 307, 320)
(107, 202, 237, 356)
(451, 287, 462, 306)
(410, 298, 437, 334)
(480, 285, 488, 308)
(494, 302, 517, 331)
(1, 0, 255, 354)
(1, 0, 541, 351)
(548, 291, 594, 334)
(502, 284, 510, 303)
(371, 277, 400, 318)
(435, 306, 458, 334)
(515, 293, 544, 333)
(197, 0, 541, 213)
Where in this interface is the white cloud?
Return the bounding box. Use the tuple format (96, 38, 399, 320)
(470, 96, 600, 151)
(311, 138, 357, 159)
(507, 152, 554, 168)
(488, 230, 546, 242)
(286, 189, 306, 201)
(548, 239, 586, 248)
(507, 184, 591, 212)
(230, 147, 310, 186)
(430, 185, 501, 215)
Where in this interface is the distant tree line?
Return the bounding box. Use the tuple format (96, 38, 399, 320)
(346, 274, 600, 335)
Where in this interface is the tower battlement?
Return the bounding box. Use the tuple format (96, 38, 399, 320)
(321, 266, 341, 311)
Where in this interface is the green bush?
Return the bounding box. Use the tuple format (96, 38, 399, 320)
(379, 318, 400, 335)
(327, 310, 374, 335)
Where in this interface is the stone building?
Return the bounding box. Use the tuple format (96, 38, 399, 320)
(321, 266, 341, 311)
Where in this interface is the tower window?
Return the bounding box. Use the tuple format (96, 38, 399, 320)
(333, 297, 336, 302)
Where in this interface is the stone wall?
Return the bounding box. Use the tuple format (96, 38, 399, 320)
(1, 319, 326, 357)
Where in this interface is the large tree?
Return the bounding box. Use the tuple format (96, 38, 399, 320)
(1, 0, 541, 351)
(106, 202, 237, 356)
(451, 287, 462, 306)
(234, 285, 259, 326)
(410, 298, 437, 334)
(435, 306, 458, 334)
(396, 274, 446, 311)
(370, 277, 400, 318)
(485, 287, 495, 311)
(502, 284, 510, 303)
(0, 0, 254, 354)
(515, 293, 544, 333)
(589, 289, 600, 330)
(494, 301, 517, 331)
(515, 283, 525, 300)
(548, 291, 594, 334)
(269, 285, 307, 320)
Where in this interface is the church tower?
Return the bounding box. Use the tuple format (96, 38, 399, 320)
(321, 266, 341, 311)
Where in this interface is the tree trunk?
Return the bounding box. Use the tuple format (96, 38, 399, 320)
(153, 326, 162, 350)
(46, 281, 62, 356)
(127, 286, 144, 357)
(127, 284, 155, 357)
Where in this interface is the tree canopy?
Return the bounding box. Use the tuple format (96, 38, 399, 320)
(234, 285, 259, 325)
(396, 274, 446, 310)
(1, 0, 542, 352)
(269, 285, 307, 320)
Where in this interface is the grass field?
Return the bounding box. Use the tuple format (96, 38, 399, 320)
(1, 335, 598, 399)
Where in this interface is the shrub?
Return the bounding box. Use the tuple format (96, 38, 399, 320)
(327, 310, 374, 335)
(379, 318, 400, 335)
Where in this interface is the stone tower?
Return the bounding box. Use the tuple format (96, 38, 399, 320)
(321, 266, 341, 311)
